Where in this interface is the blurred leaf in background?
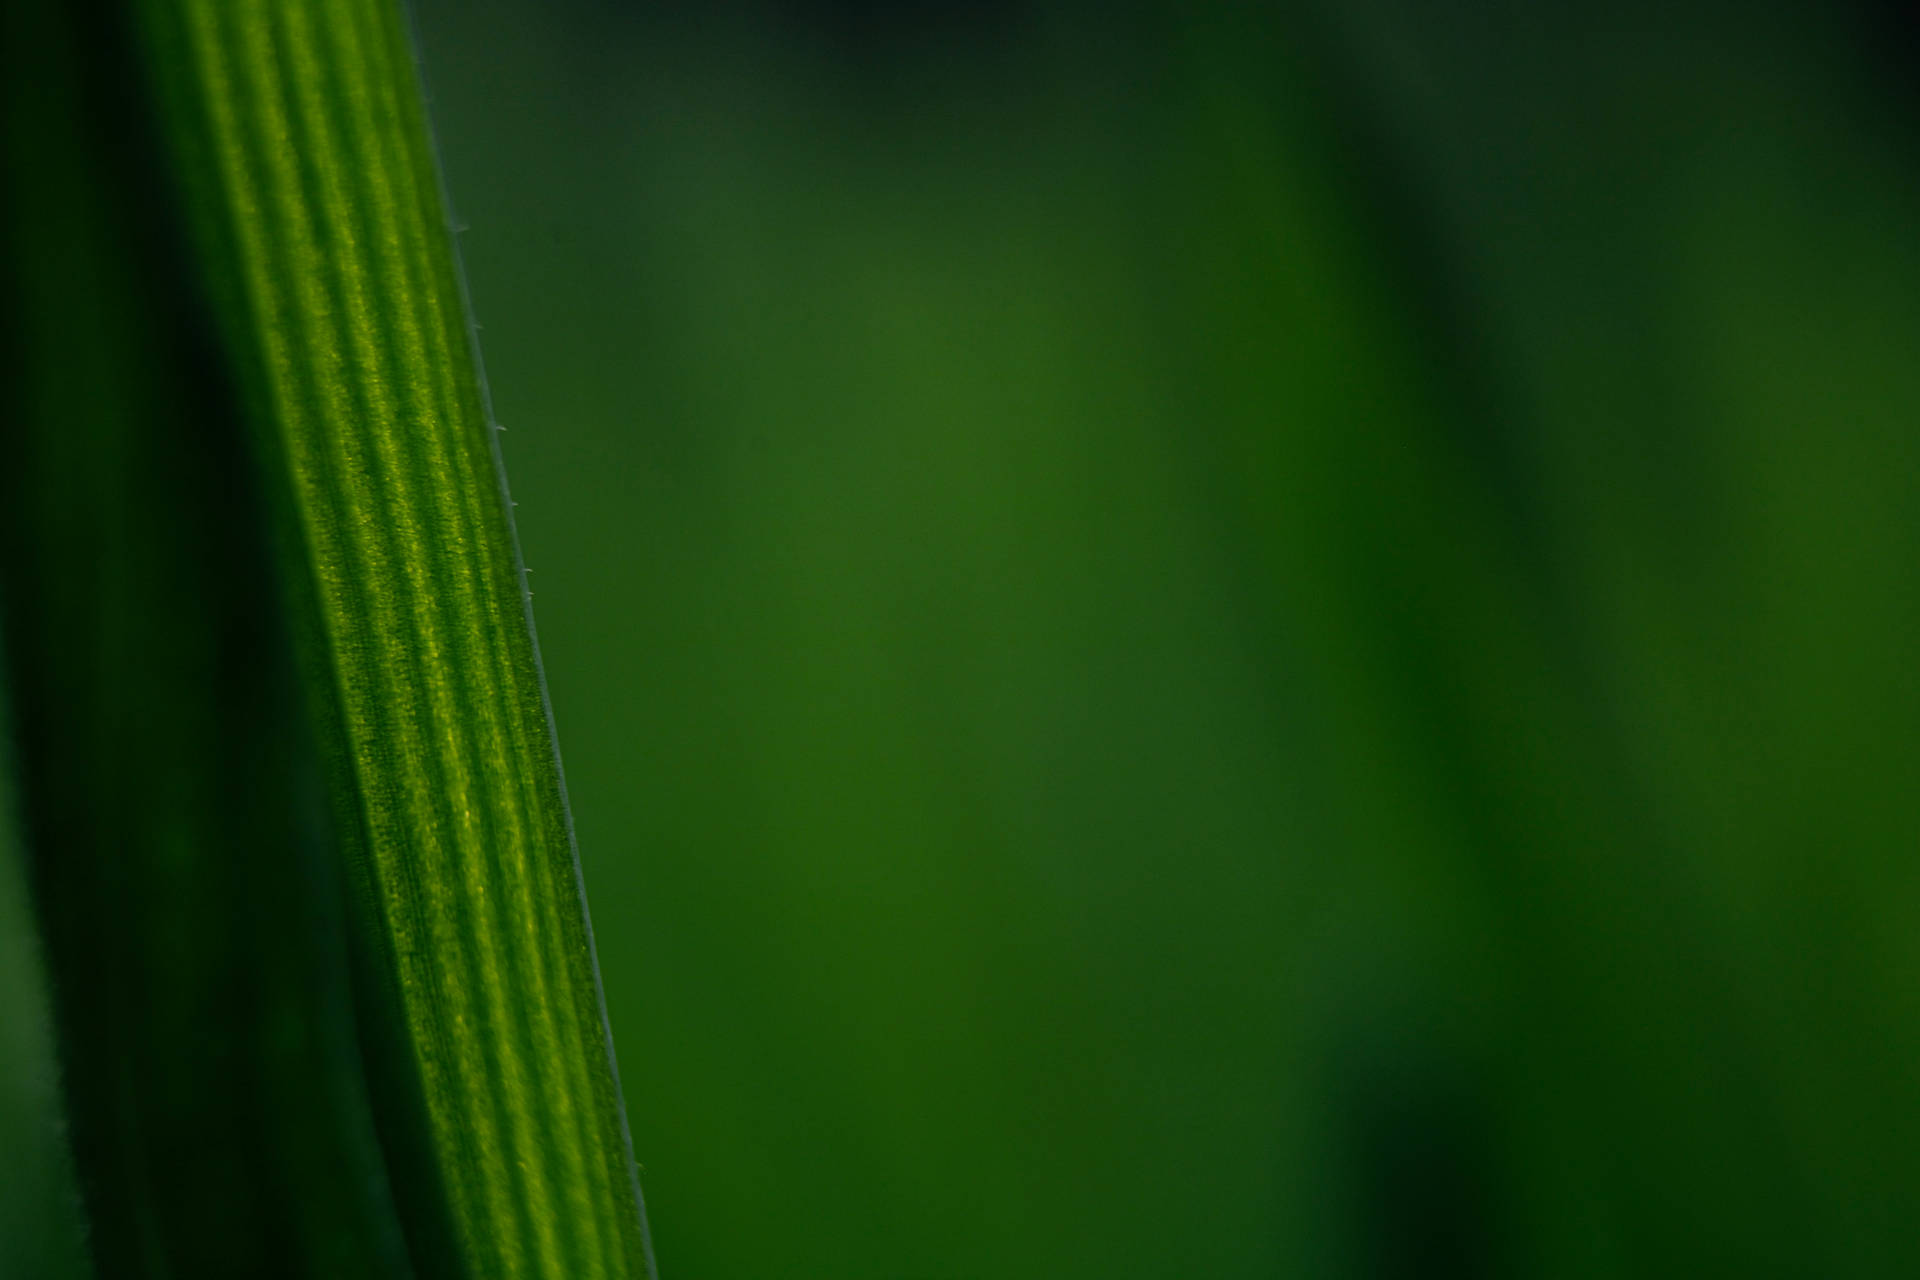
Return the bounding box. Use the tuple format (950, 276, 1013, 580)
(403, 0, 1920, 1275)
(0, 720, 90, 1279)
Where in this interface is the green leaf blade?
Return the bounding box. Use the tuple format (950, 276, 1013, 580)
(133, 0, 655, 1275)
(2, 0, 421, 1272)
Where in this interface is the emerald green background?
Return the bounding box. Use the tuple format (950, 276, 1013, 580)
(9, 0, 1920, 1275)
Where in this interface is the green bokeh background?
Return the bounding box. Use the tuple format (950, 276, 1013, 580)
(9, 0, 1920, 1275)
